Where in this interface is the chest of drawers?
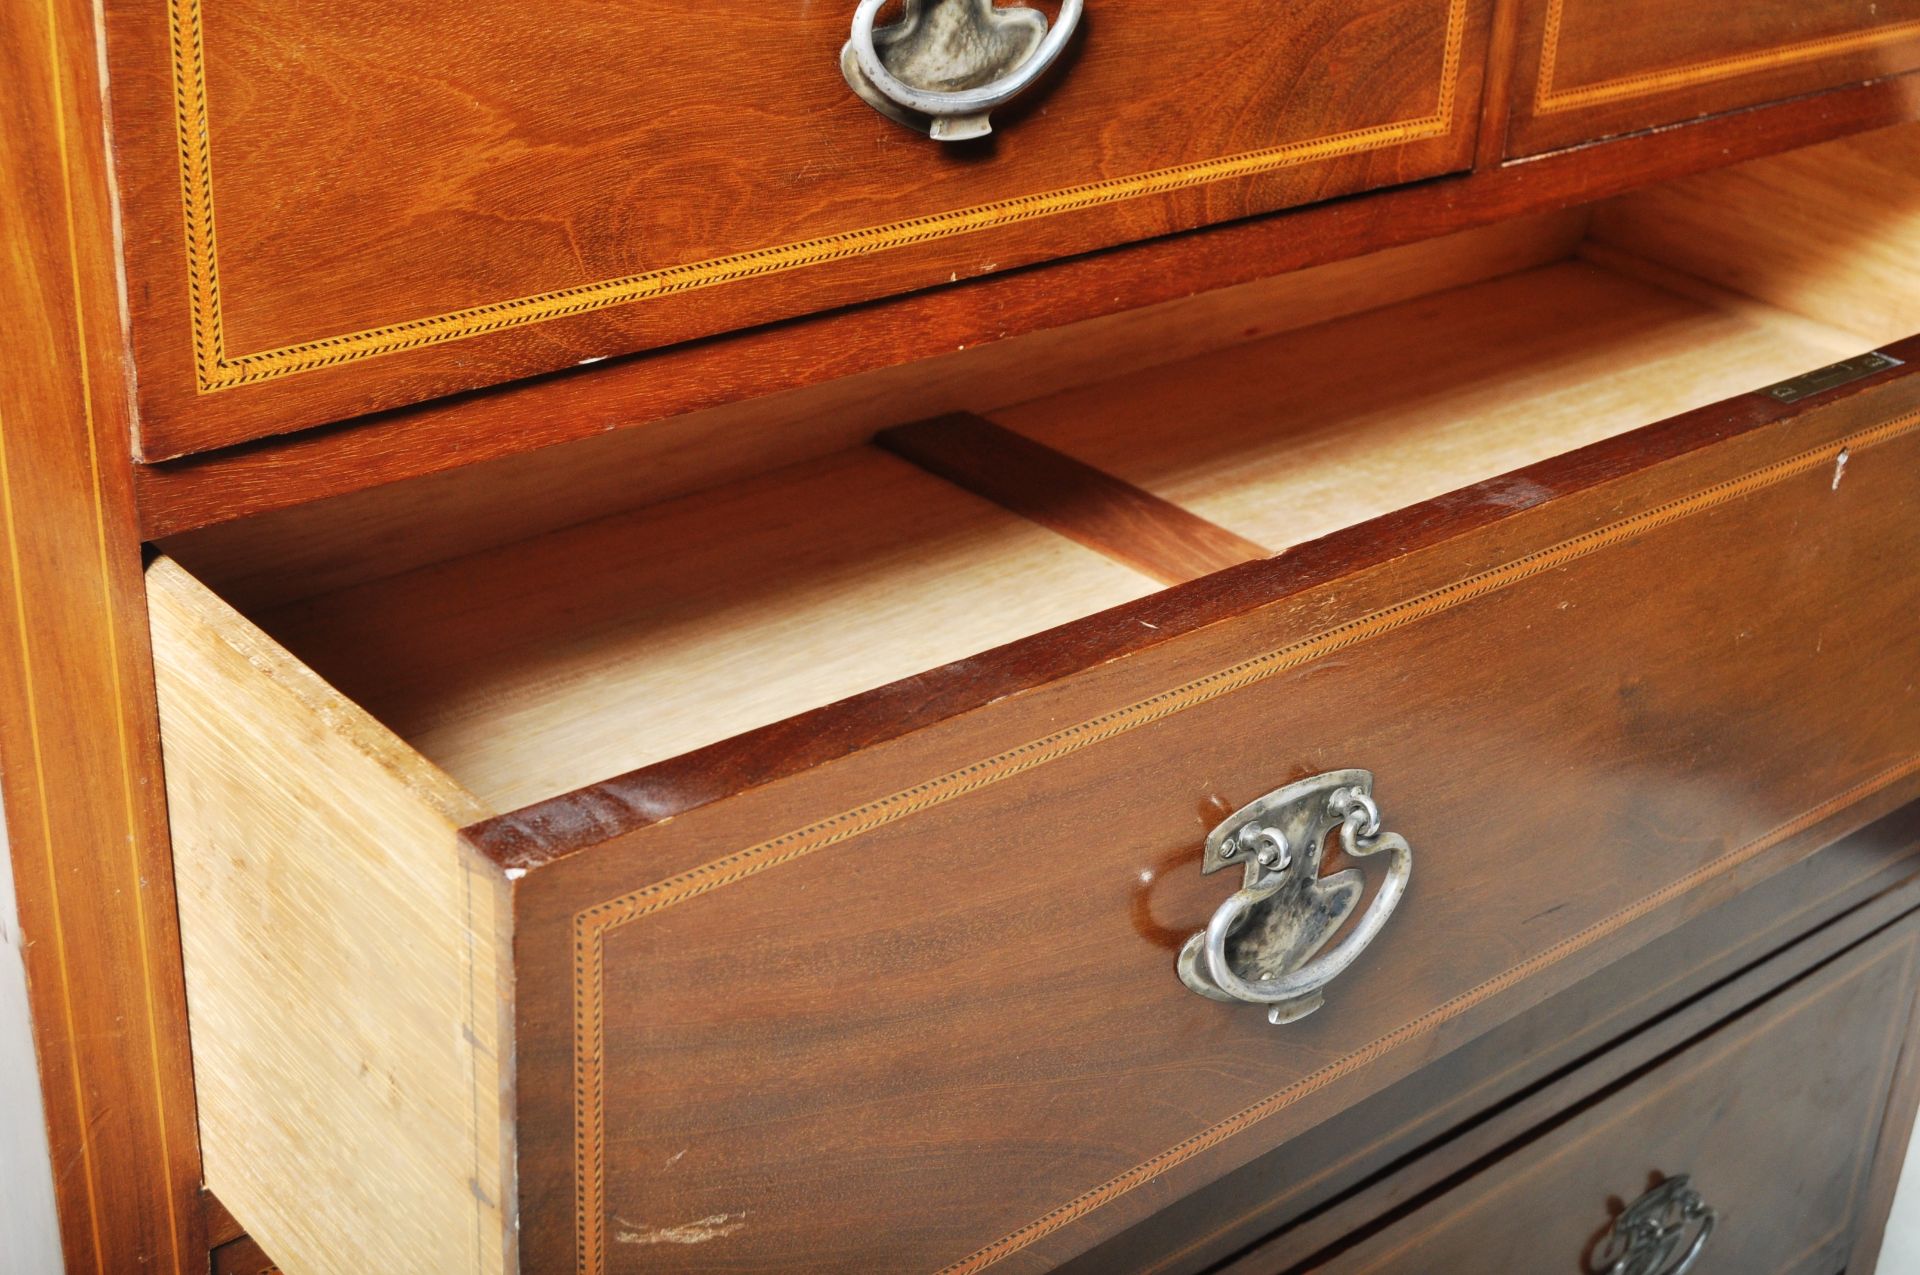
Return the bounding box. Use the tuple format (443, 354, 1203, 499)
(7, 3, 1920, 1273)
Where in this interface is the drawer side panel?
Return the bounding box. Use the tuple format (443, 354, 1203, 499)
(147, 559, 515, 1275)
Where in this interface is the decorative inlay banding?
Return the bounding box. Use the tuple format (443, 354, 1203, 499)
(165, 0, 1469, 393)
(569, 408, 1920, 1274)
(1535, 0, 1920, 115)
(1, 0, 192, 1267)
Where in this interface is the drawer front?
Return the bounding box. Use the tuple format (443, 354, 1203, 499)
(1508, 0, 1920, 158)
(105, 0, 1488, 459)
(505, 385, 1920, 1271)
(1066, 807, 1920, 1275)
(1315, 918, 1920, 1274)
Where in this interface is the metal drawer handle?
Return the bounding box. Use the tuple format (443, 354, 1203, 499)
(1595, 1176, 1716, 1275)
(841, 0, 1084, 141)
(1177, 770, 1411, 1025)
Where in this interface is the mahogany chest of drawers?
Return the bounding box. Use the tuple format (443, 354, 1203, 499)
(6, 3, 1920, 1273)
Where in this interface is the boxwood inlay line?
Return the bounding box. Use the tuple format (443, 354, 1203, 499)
(568, 407, 1920, 1275)
(1534, 0, 1920, 115)
(164, 0, 1467, 392)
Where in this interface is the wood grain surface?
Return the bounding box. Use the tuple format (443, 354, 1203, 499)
(1848, 953, 1920, 1275)
(1510, 0, 1920, 156)
(149, 559, 513, 1275)
(878, 414, 1271, 585)
(147, 326, 1920, 1274)
(208, 1233, 281, 1275)
(1072, 805, 1920, 1274)
(993, 258, 1864, 553)
(1591, 122, 1920, 348)
(163, 211, 1588, 612)
(499, 377, 1920, 1272)
(254, 448, 1156, 811)
(229, 225, 1878, 817)
(12, 6, 1920, 1271)
(129, 77, 1920, 539)
(1311, 923, 1920, 1273)
(0, 0, 205, 1269)
(103, 0, 1487, 457)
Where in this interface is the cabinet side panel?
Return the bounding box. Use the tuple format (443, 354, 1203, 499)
(146, 559, 513, 1275)
(0, 0, 206, 1267)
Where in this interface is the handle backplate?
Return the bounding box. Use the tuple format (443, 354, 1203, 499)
(841, 0, 1082, 141)
(1177, 769, 1410, 1025)
(1595, 1175, 1716, 1275)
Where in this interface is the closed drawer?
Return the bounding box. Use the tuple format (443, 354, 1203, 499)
(104, 0, 1489, 460)
(1308, 914, 1920, 1274)
(1062, 804, 1920, 1275)
(148, 137, 1920, 1275)
(1508, 0, 1920, 158)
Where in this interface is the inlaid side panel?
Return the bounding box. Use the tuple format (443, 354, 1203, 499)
(103, 0, 1489, 456)
(0, 0, 205, 1267)
(1509, 0, 1920, 157)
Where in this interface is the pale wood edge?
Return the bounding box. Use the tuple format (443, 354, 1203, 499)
(147, 556, 515, 1275)
(147, 557, 491, 824)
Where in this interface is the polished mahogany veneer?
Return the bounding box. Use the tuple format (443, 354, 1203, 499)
(503, 380, 1920, 1273)
(103, 0, 1488, 458)
(1508, 0, 1920, 157)
(128, 73, 1920, 541)
(1316, 920, 1920, 1273)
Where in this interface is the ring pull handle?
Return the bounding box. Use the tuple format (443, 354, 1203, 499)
(1177, 770, 1411, 1025)
(840, 0, 1085, 141)
(1593, 1175, 1716, 1275)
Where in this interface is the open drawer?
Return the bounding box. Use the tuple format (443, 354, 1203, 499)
(149, 127, 1920, 1275)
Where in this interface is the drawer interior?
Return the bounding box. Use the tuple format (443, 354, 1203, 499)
(159, 123, 1920, 814)
(988, 252, 1865, 555)
(256, 448, 1161, 810)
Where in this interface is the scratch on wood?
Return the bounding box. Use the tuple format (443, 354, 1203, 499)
(614, 1212, 747, 1245)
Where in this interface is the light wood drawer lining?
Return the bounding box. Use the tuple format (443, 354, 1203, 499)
(245, 249, 1883, 812)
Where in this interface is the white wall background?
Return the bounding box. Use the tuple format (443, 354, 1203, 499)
(0, 792, 64, 1274)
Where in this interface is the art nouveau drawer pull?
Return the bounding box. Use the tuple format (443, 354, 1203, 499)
(841, 0, 1084, 141)
(1177, 769, 1411, 1025)
(1595, 1175, 1716, 1275)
